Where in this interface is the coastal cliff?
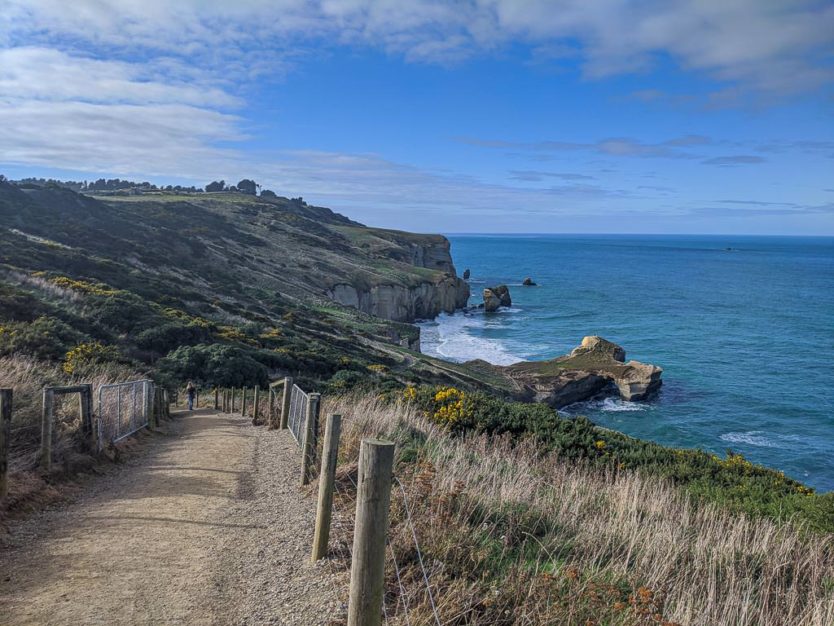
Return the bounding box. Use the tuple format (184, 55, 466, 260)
(324, 227, 470, 322)
(328, 276, 469, 322)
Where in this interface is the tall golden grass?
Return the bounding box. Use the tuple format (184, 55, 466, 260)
(324, 394, 834, 626)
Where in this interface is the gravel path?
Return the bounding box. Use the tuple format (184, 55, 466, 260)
(0, 409, 345, 625)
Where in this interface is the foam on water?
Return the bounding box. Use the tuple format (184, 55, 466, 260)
(418, 312, 524, 366)
(562, 397, 649, 416)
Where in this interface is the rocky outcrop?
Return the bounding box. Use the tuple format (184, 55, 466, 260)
(328, 276, 469, 323)
(327, 235, 471, 323)
(483, 284, 511, 312)
(522, 277, 536, 286)
(483, 288, 501, 312)
(569, 335, 626, 363)
(494, 336, 662, 408)
(463, 268, 471, 280)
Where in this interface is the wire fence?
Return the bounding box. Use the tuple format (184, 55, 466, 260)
(97, 379, 154, 451)
(287, 384, 308, 446)
(328, 464, 440, 626)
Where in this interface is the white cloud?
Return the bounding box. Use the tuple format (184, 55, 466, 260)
(2, 0, 832, 94)
(0, 47, 240, 107)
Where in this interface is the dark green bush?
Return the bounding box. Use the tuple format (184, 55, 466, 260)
(157, 344, 269, 387)
(135, 322, 209, 354)
(0, 316, 85, 361)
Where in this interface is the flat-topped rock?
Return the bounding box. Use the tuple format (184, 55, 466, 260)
(483, 336, 662, 408)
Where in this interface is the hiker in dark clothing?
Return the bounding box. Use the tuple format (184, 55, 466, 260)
(186, 381, 197, 410)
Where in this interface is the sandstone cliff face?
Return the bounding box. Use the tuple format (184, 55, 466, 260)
(328, 276, 469, 322)
(326, 237, 470, 323)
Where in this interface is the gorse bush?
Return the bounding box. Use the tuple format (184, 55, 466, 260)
(0, 316, 83, 361)
(63, 341, 121, 375)
(402, 385, 834, 531)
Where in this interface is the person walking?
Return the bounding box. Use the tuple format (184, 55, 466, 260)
(186, 381, 197, 411)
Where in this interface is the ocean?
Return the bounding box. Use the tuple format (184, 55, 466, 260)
(419, 235, 834, 491)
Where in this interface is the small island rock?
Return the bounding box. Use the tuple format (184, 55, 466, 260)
(522, 277, 536, 286)
(483, 284, 512, 312)
(463, 268, 471, 280)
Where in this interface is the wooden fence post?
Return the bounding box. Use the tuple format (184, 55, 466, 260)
(280, 376, 293, 430)
(347, 439, 396, 626)
(231, 388, 236, 414)
(214, 388, 219, 410)
(40, 388, 54, 471)
(312, 413, 341, 561)
(268, 386, 277, 428)
(0, 389, 12, 498)
(300, 393, 321, 486)
(253, 387, 260, 423)
(79, 384, 93, 450)
(241, 387, 248, 417)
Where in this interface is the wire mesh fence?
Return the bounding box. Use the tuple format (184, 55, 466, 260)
(97, 379, 154, 451)
(288, 384, 309, 446)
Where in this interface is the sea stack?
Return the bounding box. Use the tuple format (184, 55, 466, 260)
(483, 284, 512, 312)
(522, 277, 536, 286)
(463, 268, 471, 280)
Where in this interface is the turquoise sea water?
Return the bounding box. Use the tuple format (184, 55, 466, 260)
(419, 235, 834, 491)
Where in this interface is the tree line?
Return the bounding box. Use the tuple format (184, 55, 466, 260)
(5, 175, 290, 200)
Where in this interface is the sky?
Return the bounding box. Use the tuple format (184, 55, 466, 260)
(1, 1, 833, 234)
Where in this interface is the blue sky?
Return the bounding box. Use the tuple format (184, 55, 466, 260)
(1, 1, 833, 234)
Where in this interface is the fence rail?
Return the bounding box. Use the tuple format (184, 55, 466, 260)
(97, 379, 155, 451)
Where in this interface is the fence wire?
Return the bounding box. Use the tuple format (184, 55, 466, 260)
(287, 384, 309, 446)
(97, 379, 154, 451)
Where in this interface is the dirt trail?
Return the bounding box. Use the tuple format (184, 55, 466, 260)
(0, 409, 344, 625)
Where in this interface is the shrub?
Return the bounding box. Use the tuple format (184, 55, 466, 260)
(157, 343, 268, 387)
(0, 316, 84, 361)
(63, 341, 122, 375)
(135, 322, 209, 354)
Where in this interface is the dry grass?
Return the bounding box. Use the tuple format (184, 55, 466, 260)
(323, 394, 834, 626)
(0, 354, 148, 472)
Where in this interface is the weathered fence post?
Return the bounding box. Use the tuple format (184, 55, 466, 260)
(231, 388, 237, 414)
(40, 388, 54, 471)
(79, 384, 94, 450)
(0, 389, 12, 498)
(280, 376, 293, 429)
(241, 387, 248, 417)
(300, 392, 321, 486)
(347, 439, 396, 626)
(312, 413, 341, 562)
(253, 386, 260, 423)
(268, 386, 277, 428)
(214, 388, 219, 410)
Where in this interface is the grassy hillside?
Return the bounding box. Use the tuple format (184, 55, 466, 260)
(0, 181, 499, 393)
(325, 394, 834, 626)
